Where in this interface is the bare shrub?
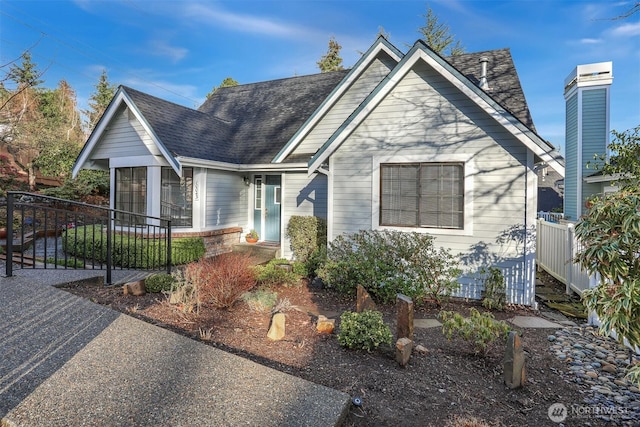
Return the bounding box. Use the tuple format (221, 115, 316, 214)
(187, 253, 257, 309)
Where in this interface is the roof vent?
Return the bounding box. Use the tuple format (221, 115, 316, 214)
(479, 56, 489, 90)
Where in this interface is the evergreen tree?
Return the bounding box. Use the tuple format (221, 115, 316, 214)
(317, 37, 344, 73)
(206, 77, 239, 99)
(85, 69, 116, 131)
(418, 7, 465, 56)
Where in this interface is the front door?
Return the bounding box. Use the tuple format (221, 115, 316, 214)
(264, 175, 281, 242)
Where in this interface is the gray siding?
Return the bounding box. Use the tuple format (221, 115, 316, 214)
(205, 170, 247, 228)
(292, 53, 397, 157)
(92, 106, 161, 159)
(330, 60, 533, 303)
(564, 94, 578, 220)
(282, 172, 327, 259)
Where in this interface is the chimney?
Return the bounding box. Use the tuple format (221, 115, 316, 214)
(563, 61, 613, 220)
(479, 56, 489, 90)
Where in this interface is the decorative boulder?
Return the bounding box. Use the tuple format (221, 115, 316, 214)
(123, 280, 146, 296)
(396, 338, 413, 367)
(316, 315, 335, 334)
(267, 312, 286, 341)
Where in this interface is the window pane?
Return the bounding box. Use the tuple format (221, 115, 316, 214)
(418, 163, 463, 229)
(381, 164, 418, 226)
(115, 167, 147, 225)
(161, 167, 193, 227)
(381, 162, 464, 229)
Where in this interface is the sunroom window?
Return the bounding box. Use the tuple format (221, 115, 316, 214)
(115, 167, 147, 225)
(380, 162, 464, 229)
(161, 167, 193, 227)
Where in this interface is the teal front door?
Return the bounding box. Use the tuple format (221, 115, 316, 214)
(264, 175, 281, 242)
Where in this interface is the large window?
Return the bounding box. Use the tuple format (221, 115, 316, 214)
(161, 167, 193, 227)
(115, 167, 147, 224)
(380, 163, 464, 229)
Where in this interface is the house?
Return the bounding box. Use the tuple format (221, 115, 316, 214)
(73, 37, 564, 306)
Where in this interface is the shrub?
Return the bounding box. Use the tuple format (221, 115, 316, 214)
(145, 273, 174, 293)
(188, 253, 257, 309)
(242, 289, 278, 312)
(318, 230, 461, 304)
(254, 258, 301, 287)
(45, 257, 85, 268)
(439, 308, 511, 355)
(337, 310, 392, 352)
(62, 226, 204, 268)
(481, 267, 506, 310)
(286, 215, 327, 275)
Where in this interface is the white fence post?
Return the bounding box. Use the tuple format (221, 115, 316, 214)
(566, 223, 574, 295)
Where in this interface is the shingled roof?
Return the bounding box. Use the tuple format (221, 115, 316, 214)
(446, 48, 536, 131)
(120, 43, 538, 166)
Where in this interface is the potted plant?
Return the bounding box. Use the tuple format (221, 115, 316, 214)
(245, 229, 259, 243)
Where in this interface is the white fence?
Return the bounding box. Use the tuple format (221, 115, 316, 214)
(537, 211, 564, 223)
(536, 219, 595, 295)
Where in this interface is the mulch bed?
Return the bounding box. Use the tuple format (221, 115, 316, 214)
(61, 278, 607, 426)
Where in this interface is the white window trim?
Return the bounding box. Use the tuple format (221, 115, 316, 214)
(372, 154, 474, 236)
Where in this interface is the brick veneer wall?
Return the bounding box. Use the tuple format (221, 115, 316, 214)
(172, 227, 242, 258)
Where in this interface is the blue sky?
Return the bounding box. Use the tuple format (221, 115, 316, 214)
(1, 0, 639, 153)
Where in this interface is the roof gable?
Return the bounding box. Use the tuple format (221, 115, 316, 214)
(273, 37, 403, 163)
(73, 87, 182, 177)
(308, 40, 564, 176)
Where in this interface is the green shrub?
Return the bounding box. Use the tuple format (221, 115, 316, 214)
(337, 310, 393, 352)
(481, 267, 506, 310)
(305, 245, 327, 278)
(439, 308, 511, 355)
(62, 226, 204, 268)
(45, 257, 85, 268)
(145, 273, 175, 293)
(254, 258, 301, 287)
(286, 216, 327, 275)
(318, 230, 461, 304)
(242, 289, 278, 312)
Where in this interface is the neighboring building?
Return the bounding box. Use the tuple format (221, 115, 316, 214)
(73, 37, 564, 306)
(562, 62, 613, 221)
(537, 167, 563, 213)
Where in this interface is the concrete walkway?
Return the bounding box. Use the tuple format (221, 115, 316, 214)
(0, 267, 350, 426)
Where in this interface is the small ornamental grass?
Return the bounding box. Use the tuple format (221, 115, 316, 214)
(439, 308, 511, 356)
(337, 310, 392, 352)
(242, 289, 278, 313)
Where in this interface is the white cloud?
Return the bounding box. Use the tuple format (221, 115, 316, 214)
(610, 21, 640, 37)
(147, 40, 188, 63)
(579, 38, 602, 44)
(182, 3, 305, 38)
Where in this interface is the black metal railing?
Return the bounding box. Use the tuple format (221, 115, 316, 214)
(3, 192, 172, 284)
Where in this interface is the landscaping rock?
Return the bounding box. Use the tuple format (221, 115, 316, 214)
(504, 331, 526, 389)
(396, 294, 414, 341)
(267, 313, 286, 341)
(123, 280, 146, 296)
(395, 338, 412, 367)
(356, 285, 376, 313)
(316, 315, 335, 334)
(414, 344, 429, 354)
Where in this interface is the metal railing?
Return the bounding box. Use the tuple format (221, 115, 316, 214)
(3, 192, 171, 284)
